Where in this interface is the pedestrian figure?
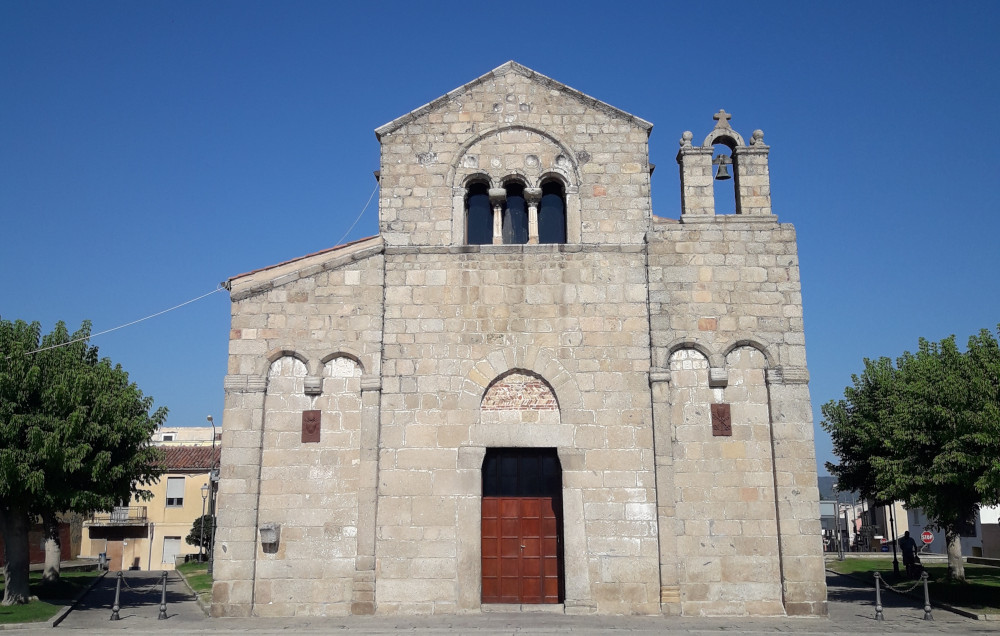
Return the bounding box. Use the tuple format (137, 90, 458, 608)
(899, 531, 918, 578)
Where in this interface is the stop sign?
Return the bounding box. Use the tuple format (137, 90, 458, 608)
(921, 531, 934, 544)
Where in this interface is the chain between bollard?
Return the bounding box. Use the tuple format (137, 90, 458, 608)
(158, 570, 168, 620)
(109, 571, 123, 621)
(881, 576, 925, 595)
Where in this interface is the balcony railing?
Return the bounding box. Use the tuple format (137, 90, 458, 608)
(89, 506, 148, 525)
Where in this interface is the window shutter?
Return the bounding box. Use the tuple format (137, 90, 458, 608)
(166, 477, 185, 500)
(162, 537, 181, 564)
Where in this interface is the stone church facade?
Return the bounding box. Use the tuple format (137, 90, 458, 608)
(211, 62, 827, 618)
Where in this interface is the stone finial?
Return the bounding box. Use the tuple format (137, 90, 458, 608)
(679, 131, 693, 147)
(713, 109, 732, 129)
(751, 129, 765, 145)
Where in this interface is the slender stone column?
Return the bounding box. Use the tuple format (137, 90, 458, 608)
(351, 375, 382, 614)
(524, 187, 542, 244)
(765, 366, 828, 617)
(488, 188, 506, 245)
(211, 373, 267, 617)
(648, 369, 681, 615)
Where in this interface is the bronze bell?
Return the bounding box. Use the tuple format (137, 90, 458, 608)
(713, 154, 732, 181)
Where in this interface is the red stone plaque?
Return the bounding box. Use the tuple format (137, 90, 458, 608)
(302, 410, 321, 443)
(711, 403, 732, 437)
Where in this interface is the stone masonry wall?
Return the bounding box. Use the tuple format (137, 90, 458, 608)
(668, 347, 782, 616)
(376, 64, 652, 247)
(252, 354, 363, 616)
(647, 218, 827, 616)
(375, 246, 661, 614)
(212, 246, 386, 617)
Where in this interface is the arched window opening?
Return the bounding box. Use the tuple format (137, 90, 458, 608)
(466, 181, 492, 245)
(502, 182, 528, 244)
(538, 180, 566, 244)
(711, 144, 736, 215)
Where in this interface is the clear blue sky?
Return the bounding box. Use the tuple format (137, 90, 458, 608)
(3, 2, 998, 475)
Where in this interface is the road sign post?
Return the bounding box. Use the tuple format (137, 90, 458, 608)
(921, 530, 934, 545)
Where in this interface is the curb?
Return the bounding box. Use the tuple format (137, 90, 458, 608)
(51, 569, 108, 627)
(826, 568, 997, 621)
(0, 570, 106, 630)
(175, 569, 211, 617)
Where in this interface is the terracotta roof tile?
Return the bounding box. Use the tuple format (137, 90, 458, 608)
(159, 446, 221, 471)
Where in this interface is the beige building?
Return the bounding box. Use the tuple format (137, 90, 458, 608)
(154, 423, 221, 446)
(82, 446, 219, 571)
(212, 62, 827, 618)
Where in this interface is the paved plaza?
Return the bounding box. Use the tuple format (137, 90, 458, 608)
(6, 569, 987, 634)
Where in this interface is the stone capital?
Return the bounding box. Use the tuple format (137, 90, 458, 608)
(360, 375, 382, 393)
(675, 145, 714, 162)
(734, 144, 770, 157)
(303, 376, 323, 396)
(523, 187, 542, 205)
(223, 374, 268, 394)
(708, 367, 729, 387)
(648, 369, 671, 386)
(766, 366, 810, 385)
(488, 188, 506, 206)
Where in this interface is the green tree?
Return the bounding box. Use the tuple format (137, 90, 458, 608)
(185, 514, 216, 555)
(0, 319, 166, 605)
(822, 327, 1000, 581)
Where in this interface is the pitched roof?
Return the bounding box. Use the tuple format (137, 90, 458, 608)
(225, 235, 383, 301)
(228, 234, 379, 283)
(374, 61, 653, 140)
(159, 445, 220, 471)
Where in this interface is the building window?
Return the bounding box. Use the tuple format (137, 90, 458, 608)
(466, 181, 492, 245)
(466, 178, 567, 245)
(538, 180, 566, 244)
(162, 536, 181, 564)
(501, 182, 529, 244)
(165, 476, 184, 507)
(162, 434, 174, 442)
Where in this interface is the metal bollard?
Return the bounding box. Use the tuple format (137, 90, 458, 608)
(110, 571, 122, 621)
(158, 571, 168, 620)
(874, 572, 885, 621)
(921, 571, 933, 620)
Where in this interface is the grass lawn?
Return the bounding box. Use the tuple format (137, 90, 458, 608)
(0, 570, 102, 625)
(176, 560, 212, 601)
(827, 557, 1000, 613)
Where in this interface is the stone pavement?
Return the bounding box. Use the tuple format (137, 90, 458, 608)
(31, 570, 997, 634)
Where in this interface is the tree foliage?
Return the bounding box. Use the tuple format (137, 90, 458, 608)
(0, 318, 166, 604)
(822, 326, 1000, 581)
(185, 514, 216, 550)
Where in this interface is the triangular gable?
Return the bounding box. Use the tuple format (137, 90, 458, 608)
(374, 61, 653, 140)
(226, 235, 383, 301)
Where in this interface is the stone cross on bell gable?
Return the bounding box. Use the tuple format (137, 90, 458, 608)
(713, 109, 732, 129)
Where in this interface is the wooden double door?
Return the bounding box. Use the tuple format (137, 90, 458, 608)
(481, 449, 563, 604)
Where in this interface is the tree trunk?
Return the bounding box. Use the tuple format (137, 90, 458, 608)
(945, 526, 966, 582)
(0, 506, 32, 605)
(41, 511, 61, 584)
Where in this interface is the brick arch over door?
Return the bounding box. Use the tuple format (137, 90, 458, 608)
(481, 369, 560, 417)
(460, 347, 582, 447)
